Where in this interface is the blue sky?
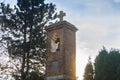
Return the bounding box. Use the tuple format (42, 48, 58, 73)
(1, 0, 120, 80)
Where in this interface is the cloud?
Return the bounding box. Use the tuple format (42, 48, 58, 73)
(70, 12, 120, 54)
(79, 23, 108, 37)
(114, 0, 120, 3)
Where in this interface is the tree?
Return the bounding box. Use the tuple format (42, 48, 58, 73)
(94, 47, 108, 80)
(94, 47, 120, 80)
(0, 0, 57, 80)
(106, 49, 120, 80)
(25, 71, 44, 80)
(83, 57, 94, 80)
(116, 64, 120, 80)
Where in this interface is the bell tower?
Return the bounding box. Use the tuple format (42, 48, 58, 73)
(46, 11, 78, 80)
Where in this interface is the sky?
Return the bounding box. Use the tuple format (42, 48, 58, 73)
(1, 0, 120, 80)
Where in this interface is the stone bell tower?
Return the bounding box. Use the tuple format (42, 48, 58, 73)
(46, 11, 78, 80)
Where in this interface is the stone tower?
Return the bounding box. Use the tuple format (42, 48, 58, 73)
(46, 11, 78, 80)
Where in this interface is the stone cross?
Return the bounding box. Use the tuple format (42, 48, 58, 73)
(57, 11, 66, 22)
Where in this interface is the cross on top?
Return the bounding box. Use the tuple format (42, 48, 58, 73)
(57, 11, 66, 22)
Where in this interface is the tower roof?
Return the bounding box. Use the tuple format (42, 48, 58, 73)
(46, 21, 78, 32)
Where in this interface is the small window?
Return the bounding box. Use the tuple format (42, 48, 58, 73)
(55, 38, 60, 51)
(52, 61, 58, 71)
(51, 38, 60, 52)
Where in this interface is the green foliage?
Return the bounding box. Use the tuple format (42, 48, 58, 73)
(25, 71, 44, 80)
(94, 47, 108, 80)
(116, 64, 120, 80)
(83, 57, 94, 80)
(94, 48, 120, 80)
(0, 0, 57, 80)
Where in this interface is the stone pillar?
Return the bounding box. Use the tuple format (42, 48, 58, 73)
(46, 21, 78, 80)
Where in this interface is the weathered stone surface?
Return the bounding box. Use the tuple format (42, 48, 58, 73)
(46, 21, 78, 80)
